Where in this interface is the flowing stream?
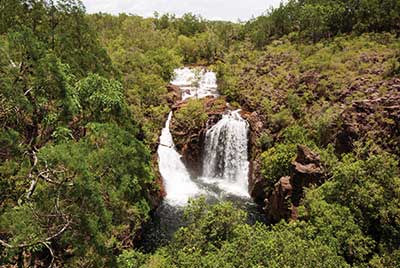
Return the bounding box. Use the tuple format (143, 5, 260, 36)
(140, 67, 264, 252)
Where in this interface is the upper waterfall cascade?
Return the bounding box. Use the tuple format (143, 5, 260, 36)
(158, 67, 249, 205)
(171, 67, 219, 100)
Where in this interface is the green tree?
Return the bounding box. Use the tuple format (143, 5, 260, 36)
(321, 152, 400, 247)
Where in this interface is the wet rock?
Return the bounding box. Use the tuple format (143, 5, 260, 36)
(241, 111, 266, 204)
(249, 160, 265, 204)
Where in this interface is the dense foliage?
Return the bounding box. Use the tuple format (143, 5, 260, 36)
(117, 198, 370, 268)
(0, 1, 159, 266)
(244, 0, 400, 47)
(1, 0, 399, 267)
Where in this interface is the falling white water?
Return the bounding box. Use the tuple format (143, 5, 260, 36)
(148, 73, 254, 248)
(171, 67, 218, 100)
(201, 110, 250, 197)
(158, 67, 250, 206)
(157, 112, 200, 205)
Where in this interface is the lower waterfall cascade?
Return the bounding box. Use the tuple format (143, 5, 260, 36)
(201, 110, 250, 197)
(157, 111, 201, 206)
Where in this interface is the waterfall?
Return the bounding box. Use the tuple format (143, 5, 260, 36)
(202, 110, 250, 197)
(158, 67, 249, 205)
(157, 112, 200, 205)
(144, 68, 256, 250)
(171, 67, 218, 100)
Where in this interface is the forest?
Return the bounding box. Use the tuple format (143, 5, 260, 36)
(0, 0, 399, 267)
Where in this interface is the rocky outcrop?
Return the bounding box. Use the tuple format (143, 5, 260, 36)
(248, 160, 265, 204)
(173, 127, 206, 176)
(265, 145, 324, 222)
(169, 97, 228, 176)
(240, 111, 266, 204)
(265, 176, 293, 221)
(166, 84, 182, 106)
(336, 78, 400, 155)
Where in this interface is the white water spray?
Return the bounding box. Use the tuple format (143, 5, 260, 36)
(171, 67, 218, 100)
(157, 112, 200, 205)
(202, 110, 250, 197)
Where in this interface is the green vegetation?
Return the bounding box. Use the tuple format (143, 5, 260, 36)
(0, 1, 159, 266)
(117, 198, 370, 267)
(1, 0, 399, 267)
(174, 99, 208, 132)
(244, 0, 400, 47)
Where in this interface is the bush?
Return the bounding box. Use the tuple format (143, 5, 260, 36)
(287, 90, 306, 118)
(310, 107, 340, 146)
(118, 199, 352, 268)
(300, 188, 375, 264)
(321, 152, 400, 248)
(173, 99, 208, 131)
(281, 125, 313, 146)
(269, 108, 294, 132)
(257, 131, 274, 151)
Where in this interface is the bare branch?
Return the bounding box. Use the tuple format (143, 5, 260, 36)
(25, 151, 38, 199)
(42, 242, 54, 268)
(25, 178, 38, 199)
(0, 219, 70, 249)
(0, 239, 12, 248)
(45, 219, 70, 242)
(24, 87, 33, 96)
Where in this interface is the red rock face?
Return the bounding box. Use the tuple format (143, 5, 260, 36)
(240, 111, 266, 203)
(265, 176, 293, 222)
(265, 145, 324, 223)
(166, 84, 183, 106)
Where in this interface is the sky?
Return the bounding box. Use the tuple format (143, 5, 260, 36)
(81, 0, 282, 22)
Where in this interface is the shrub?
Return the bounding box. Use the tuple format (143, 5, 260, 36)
(281, 124, 313, 146)
(287, 90, 306, 118)
(261, 143, 297, 193)
(321, 152, 400, 247)
(173, 99, 208, 131)
(269, 108, 294, 132)
(257, 131, 274, 151)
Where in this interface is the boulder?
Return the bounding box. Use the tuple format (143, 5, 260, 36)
(249, 160, 265, 204)
(265, 176, 292, 222)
